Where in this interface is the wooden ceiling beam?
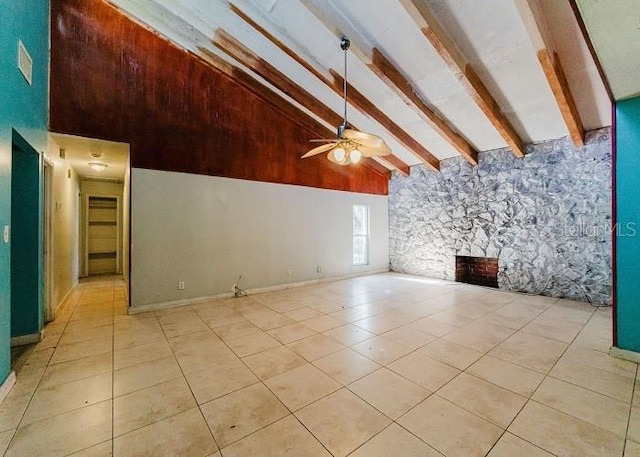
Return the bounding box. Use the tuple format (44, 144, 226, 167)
(213, 29, 344, 128)
(329, 70, 440, 171)
(537, 50, 584, 147)
(228, 3, 436, 172)
(515, 0, 584, 147)
(229, 3, 330, 85)
(398, 0, 526, 158)
(220, 12, 409, 176)
(376, 155, 411, 176)
(369, 47, 478, 165)
(210, 30, 394, 177)
(196, 47, 336, 140)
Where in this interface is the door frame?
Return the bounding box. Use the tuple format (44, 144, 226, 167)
(10, 129, 44, 344)
(84, 193, 121, 277)
(42, 156, 54, 322)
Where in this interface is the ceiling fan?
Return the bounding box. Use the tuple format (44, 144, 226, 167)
(301, 37, 392, 165)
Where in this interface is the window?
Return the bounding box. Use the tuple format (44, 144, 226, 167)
(353, 204, 369, 265)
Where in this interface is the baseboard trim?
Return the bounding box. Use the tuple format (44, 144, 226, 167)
(11, 329, 44, 347)
(51, 285, 75, 321)
(129, 268, 390, 315)
(609, 346, 640, 363)
(0, 372, 16, 405)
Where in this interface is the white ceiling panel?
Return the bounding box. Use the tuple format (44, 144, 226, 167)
(107, 0, 613, 169)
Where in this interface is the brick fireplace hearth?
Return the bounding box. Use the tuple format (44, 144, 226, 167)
(455, 256, 499, 288)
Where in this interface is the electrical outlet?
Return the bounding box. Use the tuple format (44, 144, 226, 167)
(287, 269, 292, 276)
(177, 281, 185, 290)
(3, 225, 9, 244)
(316, 265, 322, 274)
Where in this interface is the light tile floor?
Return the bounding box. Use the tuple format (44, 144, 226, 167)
(1, 273, 637, 456)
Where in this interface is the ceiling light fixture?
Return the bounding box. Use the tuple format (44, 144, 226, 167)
(88, 162, 108, 172)
(302, 37, 391, 165)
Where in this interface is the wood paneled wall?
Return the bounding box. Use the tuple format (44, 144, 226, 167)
(49, 0, 388, 195)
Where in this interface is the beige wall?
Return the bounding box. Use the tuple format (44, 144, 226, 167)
(48, 139, 81, 316)
(122, 157, 131, 299)
(131, 168, 389, 308)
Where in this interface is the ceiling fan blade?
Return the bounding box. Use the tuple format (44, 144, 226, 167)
(309, 139, 339, 143)
(302, 143, 335, 158)
(357, 143, 392, 157)
(343, 128, 384, 148)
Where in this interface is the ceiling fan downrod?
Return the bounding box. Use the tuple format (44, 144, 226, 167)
(339, 37, 351, 137)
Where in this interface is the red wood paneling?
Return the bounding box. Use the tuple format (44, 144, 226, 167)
(49, 0, 388, 195)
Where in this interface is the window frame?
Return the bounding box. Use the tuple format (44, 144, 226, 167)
(352, 204, 370, 266)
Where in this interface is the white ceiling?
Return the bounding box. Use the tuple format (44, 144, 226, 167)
(107, 0, 612, 167)
(576, 0, 640, 101)
(49, 133, 129, 181)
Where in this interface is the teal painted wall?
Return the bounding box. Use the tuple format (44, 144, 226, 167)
(616, 96, 640, 352)
(0, 1, 49, 383)
(11, 135, 43, 337)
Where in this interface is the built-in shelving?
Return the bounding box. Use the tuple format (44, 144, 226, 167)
(87, 196, 118, 275)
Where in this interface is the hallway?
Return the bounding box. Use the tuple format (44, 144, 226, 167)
(0, 274, 637, 456)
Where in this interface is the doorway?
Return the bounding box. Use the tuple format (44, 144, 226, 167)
(86, 195, 120, 276)
(10, 131, 43, 344)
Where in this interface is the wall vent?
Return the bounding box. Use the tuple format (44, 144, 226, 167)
(17, 40, 33, 85)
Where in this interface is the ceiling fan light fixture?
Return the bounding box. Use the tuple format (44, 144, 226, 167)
(328, 146, 350, 165)
(302, 36, 392, 166)
(333, 147, 346, 162)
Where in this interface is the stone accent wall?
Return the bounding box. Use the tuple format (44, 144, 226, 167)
(389, 128, 612, 305)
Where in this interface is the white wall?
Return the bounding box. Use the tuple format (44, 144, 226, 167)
(131, 168, 389, 308)
(48, 143, 81, 316)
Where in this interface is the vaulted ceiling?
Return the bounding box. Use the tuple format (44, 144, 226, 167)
(576, 0, 640, 101)
(106, 0, 611, 172)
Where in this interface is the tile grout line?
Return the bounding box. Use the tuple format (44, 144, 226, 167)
(2, 284, 86, 457)
(623, 363, 638, 454)
(199, 300, 334, 456)
(4, 275, 623, 456)
(154, 308, 223, 456)
(111, 279, 116, 457)
(96, 279, 619, 456)
(172, 289, 522, 455)
(383, 297, 596, 456)
(151, 284, 620, 455)
(202, 288, 504, 455)
(483, 305, 604, 456)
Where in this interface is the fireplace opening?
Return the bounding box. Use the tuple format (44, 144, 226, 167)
(455, 256, 499, 288)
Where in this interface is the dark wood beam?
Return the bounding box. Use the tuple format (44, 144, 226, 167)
(210, 30, 394, 177)
(399, 0, 525, 158)
(370, 48, 477, 165)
